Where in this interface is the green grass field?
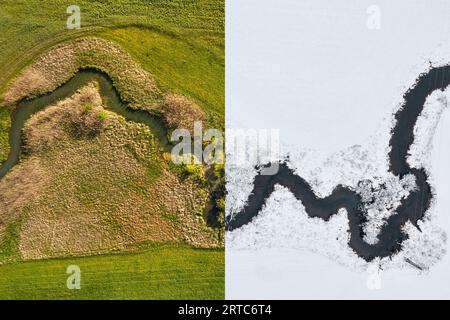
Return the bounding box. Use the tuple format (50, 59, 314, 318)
(0, 245, 224, 300)
(0, 0, 224, 299)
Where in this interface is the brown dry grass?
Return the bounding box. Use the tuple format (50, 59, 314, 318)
(3, 37, 162, 111)
(162, 93, 206, 134)
(3, 36, 212, 138)
(0, 158, 50, 228)
(0, 83, 221, 262)
(23, 83, 104, 154)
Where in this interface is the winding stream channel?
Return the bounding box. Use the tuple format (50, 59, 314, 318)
(0, 69, 170, 179)
(0, 69, 223, 230)
(226, 65, 450, 261)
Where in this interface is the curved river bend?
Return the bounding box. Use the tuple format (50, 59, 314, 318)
(226, 66, 450, 261)
(0, 69, 223, 230)
(0, 69, 170, 179)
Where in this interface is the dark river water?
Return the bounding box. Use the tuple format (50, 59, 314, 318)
(226, 66, 450, 261)
(0, 69, 170, 178)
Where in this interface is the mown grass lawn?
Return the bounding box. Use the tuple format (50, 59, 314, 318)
(0, 245, 224, 300)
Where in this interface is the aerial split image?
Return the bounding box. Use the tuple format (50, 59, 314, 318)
(1, 0, 450, 309)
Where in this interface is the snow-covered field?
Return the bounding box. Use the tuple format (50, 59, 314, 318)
(226, 0, 450, 299)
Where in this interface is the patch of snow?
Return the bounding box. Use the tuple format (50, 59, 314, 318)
(226, 0, 450, 298)
(226, 62, 450, 273)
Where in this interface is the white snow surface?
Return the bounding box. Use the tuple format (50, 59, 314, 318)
(227, 86, 450, 269)
(226, 0, 450, 298)
(227, 86, 449, 267)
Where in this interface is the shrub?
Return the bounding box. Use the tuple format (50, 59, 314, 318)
(83, 102, 94, 112)
(161, 93, 206, 135)
(97, 110, 109, 122)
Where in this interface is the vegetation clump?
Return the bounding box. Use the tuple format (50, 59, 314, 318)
(3, 37, 162, 110)
(161, 93, 206, 135)
(0, 108, 10, 163)
(70, 108, 104, 138)
(22, 83, 106, 154)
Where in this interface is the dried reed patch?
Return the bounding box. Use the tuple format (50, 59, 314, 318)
(0, 157, 51, 262)
(0, 107, 10, 163)
(3, 36, 212, 137)
(162, 93, 206, 134)
(23, 83, 105, 154)
(3, 37, 162, 111)
(0, 84, 220, 261)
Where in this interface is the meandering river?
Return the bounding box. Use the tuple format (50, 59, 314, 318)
(226, 66, 450, 261)
(3, 65, 448, 255)
(0, 69, 224, 230)
(0, 69, 170, 178)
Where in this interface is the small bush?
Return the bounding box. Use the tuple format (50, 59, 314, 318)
(97, 110, 109, 122)
(216, 198, 225, 212)
(161, 93, 206, 134)
(184, 163, 206, 184)
(83, 102, 94, 112)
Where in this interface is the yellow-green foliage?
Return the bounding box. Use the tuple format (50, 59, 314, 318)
(0, 107, 10, 163)
(184, 163, 207, 185)
(216, 198, 225, 212)
(214, 163, 225, 180)
(97, 110, 108, 122)
(170, 153, 207, 185)
(83, 101, 93, 112)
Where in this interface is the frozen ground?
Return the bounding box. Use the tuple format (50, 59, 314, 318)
(226, 0, 450, 298)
